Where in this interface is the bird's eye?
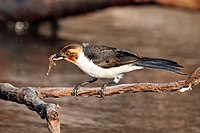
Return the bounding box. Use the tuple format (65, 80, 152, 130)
(105, 59, 110, 63)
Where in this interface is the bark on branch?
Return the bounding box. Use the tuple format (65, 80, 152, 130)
(0, 66, 199, 133)
(0, 84, 61, 133)
(37, 67, 200, 98)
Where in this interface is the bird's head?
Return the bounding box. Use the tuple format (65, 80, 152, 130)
(53, 44, 82, 64)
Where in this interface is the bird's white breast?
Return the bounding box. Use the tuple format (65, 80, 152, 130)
(76, 52, 143, 78)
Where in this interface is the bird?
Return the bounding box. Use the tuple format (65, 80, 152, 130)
(52, 43, 185, 98)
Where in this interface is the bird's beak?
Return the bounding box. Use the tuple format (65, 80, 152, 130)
(52, 53, 65, 61)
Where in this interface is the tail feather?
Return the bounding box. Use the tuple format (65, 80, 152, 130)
(142, 57, 183, 68)
(136, 57, 186, 75)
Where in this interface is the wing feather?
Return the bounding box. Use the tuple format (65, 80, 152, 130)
(83, 44, 141, 68)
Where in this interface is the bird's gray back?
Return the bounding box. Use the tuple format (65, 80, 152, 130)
(83, 44, 141, 68)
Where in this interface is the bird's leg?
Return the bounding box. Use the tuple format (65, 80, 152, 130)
(72, 77, 98, 99)
(99, 75, 123, 98)
(99, 81, 116, 98)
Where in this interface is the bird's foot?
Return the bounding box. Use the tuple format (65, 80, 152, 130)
(99, 85, 106, 98)
(71, 84, 81, 100)
(99, 81, 116, 98)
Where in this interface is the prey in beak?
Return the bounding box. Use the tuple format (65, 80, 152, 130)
(46, 52, 65, 76)
(47, 44, 82, 76)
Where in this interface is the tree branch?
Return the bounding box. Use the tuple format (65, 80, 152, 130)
(0, 67, 199, 133)
(0, 84, 60, 133)
(37, 67, 200, 98)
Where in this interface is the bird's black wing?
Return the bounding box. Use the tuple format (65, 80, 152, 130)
(83, 44, 141, 68)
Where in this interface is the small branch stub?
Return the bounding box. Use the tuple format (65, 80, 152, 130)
(46, 104, 61, 133)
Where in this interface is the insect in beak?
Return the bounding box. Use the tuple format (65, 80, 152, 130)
(47, 52, 65, 76)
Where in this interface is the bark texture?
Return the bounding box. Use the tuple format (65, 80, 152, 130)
(0, 84, 60, 133)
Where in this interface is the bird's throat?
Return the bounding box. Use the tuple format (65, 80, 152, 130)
(69, 57, 75, 61)
(66, 56, 78, 63)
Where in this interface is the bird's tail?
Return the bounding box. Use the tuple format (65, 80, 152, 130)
(136, 57, 186, 75)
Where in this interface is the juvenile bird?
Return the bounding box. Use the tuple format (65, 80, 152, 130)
(52, 43, 185, 98)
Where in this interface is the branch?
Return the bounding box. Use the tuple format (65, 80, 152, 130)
(0, 84, 61, 133)
(0, 67, 199, 133)
(37, 67, 200, 98)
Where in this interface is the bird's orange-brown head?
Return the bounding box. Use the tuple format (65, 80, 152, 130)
(53, 44, 82, 64)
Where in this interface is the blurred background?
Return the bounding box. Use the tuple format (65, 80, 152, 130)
(0, 0, 200, 133)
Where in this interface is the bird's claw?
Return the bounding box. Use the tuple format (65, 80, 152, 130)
(99, 87, 105, 98)
(71, 85, 80, 100)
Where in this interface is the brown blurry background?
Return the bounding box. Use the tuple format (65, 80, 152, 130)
(0, 1, 200, 133)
